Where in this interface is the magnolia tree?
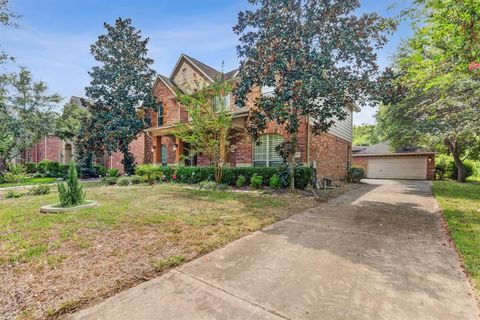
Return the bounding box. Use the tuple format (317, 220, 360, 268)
(234, 0, 395, 189)
(174, 80, 235, 184)
(85, 18, 155, 175)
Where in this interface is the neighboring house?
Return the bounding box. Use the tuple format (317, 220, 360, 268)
(352, 141, 435, 180)
(145, 53, 359, 183)
(21, 96, 153, 174)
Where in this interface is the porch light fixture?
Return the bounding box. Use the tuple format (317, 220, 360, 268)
(173, 143, 179, 150)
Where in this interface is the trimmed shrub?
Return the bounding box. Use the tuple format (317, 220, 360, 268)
(294, 166, 313, 189)
(94, 165, 107, 177)
(161, 166, 174, 181)
(107, 168, 119, 177)
(135, 164, 163, 185)
(25, 162, 37, 174)
(269, 174, 281, 189)
(250, 174, 263, 189)
(277, 165, 313, 189)
(130, 175, 143, 185)
(347, 166, 365, 183)
(104, 177, 118, 185)
(30, 184, 51, 195)
(37, 159, 50, 174)
(5, 190, 24, 198)
(236, 175, 246, 188)
(117, 177, 131, 186)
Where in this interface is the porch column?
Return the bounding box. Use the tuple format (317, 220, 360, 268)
(175, 137, 183, 164)
(155, 136, 161, 164)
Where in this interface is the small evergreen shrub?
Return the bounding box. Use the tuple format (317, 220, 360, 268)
(104, 177, 118, 185)
(250, 174, 263, 189)
(107, 168, 119, 177)
(57, 162, 86, 207)
(5, 190, 24, 198)
(130, 175, 143, 184)
(117, 177, 131, 186)
(32, 172, 43, 178)
(269, 174, 281, 189)
(236, 175, 246, 188)
(347, 166, 365, 183)
(37, 160, 51, 174)
(94, 165, 107, 177)
(30, 184, 51, 195)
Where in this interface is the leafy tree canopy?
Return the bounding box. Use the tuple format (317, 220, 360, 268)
(0, 68, 61, 171)
(55, 101, 89, 141)
(234, 0, 395, 188)
(84, 17, 155, 174)
(352, 124, 382, 146)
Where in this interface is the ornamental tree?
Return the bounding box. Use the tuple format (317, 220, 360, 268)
(0, 68, 61, 172)
(173, 80, 235, 184)
(234, 0, 395, 189)
(85, 18, 155, 175)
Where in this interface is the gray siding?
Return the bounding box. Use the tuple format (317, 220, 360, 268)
(310, 106, 353, 142)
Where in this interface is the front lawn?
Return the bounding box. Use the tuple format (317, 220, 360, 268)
(0, 183, 322, 319)
(0, 177, 58, 188)
(432, 181, 480, 296)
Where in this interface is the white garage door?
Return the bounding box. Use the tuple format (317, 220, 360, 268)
(367, 157, 427, 180)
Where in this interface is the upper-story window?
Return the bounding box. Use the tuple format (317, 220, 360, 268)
(213, 94, 231, 112)
(157, 102, 164, 126)
(253, 134, 284, 167)
(260, 86, 275, 97)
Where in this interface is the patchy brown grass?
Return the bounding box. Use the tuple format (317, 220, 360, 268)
(0, 183, 347, 319)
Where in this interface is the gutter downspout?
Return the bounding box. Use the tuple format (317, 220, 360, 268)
(306, 116, 310, 165)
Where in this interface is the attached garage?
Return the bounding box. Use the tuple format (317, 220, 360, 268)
(352, 142, 435, 180)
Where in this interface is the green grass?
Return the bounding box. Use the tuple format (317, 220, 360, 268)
(0, 177, 57, 188)
(0, 183, 320, 318)
(432, 180, 480, 294)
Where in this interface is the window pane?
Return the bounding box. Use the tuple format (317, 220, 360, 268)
(261, 86, 275, 96)
(253, 161, 267, 167)
(268, 134, 283, 162)
(157, 102, 164, 126)
(253, 135, 268, 162)
(161, 145, 167, 165)
(213, 94, 231, 112)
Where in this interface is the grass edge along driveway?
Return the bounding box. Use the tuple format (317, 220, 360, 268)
(432, 180, 480, 297)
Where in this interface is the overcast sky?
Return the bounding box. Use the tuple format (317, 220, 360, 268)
(1, 0, 413, 125)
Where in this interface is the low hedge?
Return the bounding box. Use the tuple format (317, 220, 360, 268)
(174, 165, 312, 189)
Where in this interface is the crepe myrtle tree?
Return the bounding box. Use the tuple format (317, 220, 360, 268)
(85, 17, 156, 175)
(234, 0, 395, 189)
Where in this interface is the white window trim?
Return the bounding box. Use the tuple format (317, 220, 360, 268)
(253, 134, 283, 167)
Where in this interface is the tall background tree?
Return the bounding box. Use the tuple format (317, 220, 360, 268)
(85, 18, 155, 175)
(376, 0, 480, 182)
(0, 68, 61, 172)
(234, 0, 395, 189)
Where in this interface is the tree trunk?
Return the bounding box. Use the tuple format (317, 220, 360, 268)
(445, 138, 466, 182)
(0, 156, 6, 174)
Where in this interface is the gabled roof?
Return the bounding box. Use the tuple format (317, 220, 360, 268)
(184, 54, 222, 81)
(69, 96, 94, 109)
(352, 141, 435, 156)
(156, 74, 178, 95)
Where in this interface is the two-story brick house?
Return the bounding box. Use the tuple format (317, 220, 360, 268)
(145, 54, 359, 184)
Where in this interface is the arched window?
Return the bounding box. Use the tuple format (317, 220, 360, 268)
(253, 134, 284, 167)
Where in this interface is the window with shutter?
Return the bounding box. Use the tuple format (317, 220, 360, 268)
(253, 134, 284, 167)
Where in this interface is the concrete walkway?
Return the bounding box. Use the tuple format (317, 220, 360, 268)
(71, 180, 479, 320)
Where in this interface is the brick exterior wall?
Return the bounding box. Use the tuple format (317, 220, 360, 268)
(23, 136, 63, 163)
(352, 154, 436, 180)
(309, 132, 351, 184)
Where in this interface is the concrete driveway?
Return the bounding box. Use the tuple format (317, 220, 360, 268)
(72, 180, 479, 320)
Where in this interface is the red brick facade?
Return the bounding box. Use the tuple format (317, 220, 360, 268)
(146, 55, 354, 183)
(23, 136, 63, 163)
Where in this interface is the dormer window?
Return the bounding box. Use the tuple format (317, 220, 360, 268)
(157, 102, 164, 126)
